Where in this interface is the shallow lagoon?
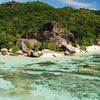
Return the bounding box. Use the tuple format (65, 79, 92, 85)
(0, 52, 100, 100)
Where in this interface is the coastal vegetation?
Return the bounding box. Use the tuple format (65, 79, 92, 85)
(0, 1, 100, 51)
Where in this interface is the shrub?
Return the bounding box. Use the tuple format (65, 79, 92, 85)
(0, 32, 15, 49)
(11, 45, 20, 52)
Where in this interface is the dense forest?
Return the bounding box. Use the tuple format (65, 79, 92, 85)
(0, 1, 100, 49)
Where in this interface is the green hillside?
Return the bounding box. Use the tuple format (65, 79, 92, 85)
(0, 1, 100, 49)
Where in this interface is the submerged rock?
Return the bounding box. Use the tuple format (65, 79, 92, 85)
(75, 68, 100, 77)
(0, 61, 5, 64)
(38, 61, 56, 66)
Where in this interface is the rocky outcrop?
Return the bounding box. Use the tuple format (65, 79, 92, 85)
(61, 31, 75, 44)
(40, 21, 64, 34)
(50, 36, 67, 47)
(49, 36, 76, 53)
(25, 21, 76, 44)
(16, 21, 77, 55)
(21, 42, 29, 53)
(39, 21, 76, 44)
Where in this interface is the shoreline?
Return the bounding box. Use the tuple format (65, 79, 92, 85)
(0, 45, 100, 58)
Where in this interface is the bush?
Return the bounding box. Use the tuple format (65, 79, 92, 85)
(11, 45, 20, 52)
(80, 45, 86, 51)
(0, 32, 15, 49)
(40, 42, 63, 52)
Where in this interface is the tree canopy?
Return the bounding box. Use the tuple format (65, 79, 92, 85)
(0, 1, 100, 49)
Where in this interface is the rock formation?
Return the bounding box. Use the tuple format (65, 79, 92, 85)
(16, 21, 78, 55)
(16, 39, 40, 53)
(39, 21, 76, 44)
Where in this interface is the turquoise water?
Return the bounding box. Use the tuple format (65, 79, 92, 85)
(0, 52, 100, 100)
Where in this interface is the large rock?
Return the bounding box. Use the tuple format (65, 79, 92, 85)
(1, 48, 8, 55)
(16, 38, 40, 53)
(30, 51, 41, 57)
(16, 39, 27, 47)
(50, 36, 76, 54)
(40, 21, 64, 34)
(97, 39, 100, 46)
(29, 39, 40, 48)
(49, 36, 76, 53)
(64, 51, 70, 55)
(61, 31, 76, 44)
(42, 31, 54, 39)
(60, 44, 76, 53)
(21, 42, 29, 53)
(1, 48, 8, 52)
(50, 36, 67, 47)
(64, 44, 76, 53)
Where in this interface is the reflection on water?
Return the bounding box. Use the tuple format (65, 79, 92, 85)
(0, 52, 100, 100)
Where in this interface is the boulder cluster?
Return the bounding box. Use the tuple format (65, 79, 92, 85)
(0, 21, 87, 57)
(0, 47, 43, 57)
(16, 21, 79, 55)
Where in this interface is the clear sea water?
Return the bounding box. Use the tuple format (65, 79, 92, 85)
(0, 52, 100, 100)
